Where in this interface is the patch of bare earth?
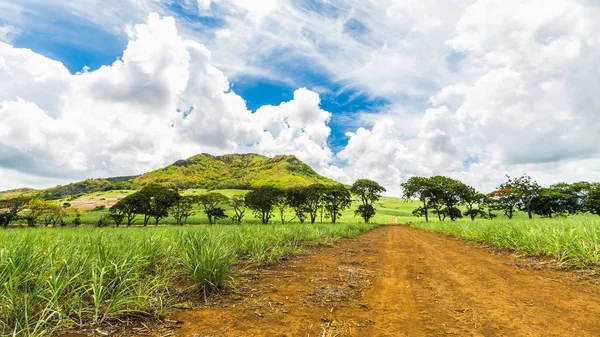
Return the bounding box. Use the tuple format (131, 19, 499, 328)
(66, 225, 600, 336)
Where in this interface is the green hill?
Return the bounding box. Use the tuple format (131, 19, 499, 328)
(133, 153, 335, 189)
(1, 154, 337, 200)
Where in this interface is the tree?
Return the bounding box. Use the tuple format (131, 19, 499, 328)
(401, 177, 434, 222)
(305, 184, 326, 224)
(96, 214, 111, 227)
(196, 192, 229, 225)
(210, 207, 228, 224)
(530, 188, 570, 218)
(70, 208, 83, 226)
(351, 179, 386, 223)
(169, 196, 195, 226)
(22, 198, 51, 227)
(422, 176, 466, 221)
(138, 184, 180, 225)
(108, 207, 126, 227)
(584, 183, 600, 216)
(286, 188, 309, 224)
(322, 185, 352, 224)
(551, 182, 591, 215)
(0, 197, 31, 228)
(512, 174, 542, 219)
(488, 185, 520, 219)
(354, 205, 375, 222)
(459, 185, 486, 221)
(229, 194, 247, 225)
(42, 203, 66, 226)
(482, 195, 499, 220)
(245, 186, 284, 224)
(111, 193, 143, 226)
(275, 195, 291, 224)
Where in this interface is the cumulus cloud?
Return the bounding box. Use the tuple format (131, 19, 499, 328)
(253, 88, 333, 171)
(4, 0, 600, 196)
(0, 13, 333, 189)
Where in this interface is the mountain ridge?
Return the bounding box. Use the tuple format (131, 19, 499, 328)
(0, 153, 337, 199)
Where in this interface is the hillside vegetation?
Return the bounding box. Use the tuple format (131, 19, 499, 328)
(134, 153, 335, 189)
(0, 154, 336, 200)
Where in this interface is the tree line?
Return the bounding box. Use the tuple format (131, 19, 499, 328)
(0, 179, 386, 228)
(401, 174, 600, 221)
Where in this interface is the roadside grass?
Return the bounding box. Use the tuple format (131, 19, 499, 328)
(411, 214, 600, 269)
(0, 223, 377, 336)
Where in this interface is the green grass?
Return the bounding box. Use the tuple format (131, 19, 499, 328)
(45, 191, 421, 226)
(410, 214, 600, 268)
(0, 223, 377, 336)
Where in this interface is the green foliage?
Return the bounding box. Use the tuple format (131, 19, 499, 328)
(351, 179, 386, 223)
(169, 196, 195, 226)
(245, 186, 285, 224)
(229, 195, 246, 225)
(133, 153, 336, 190)
(0, 188, 36, 200)
(530, 188, 570, 218)
(488, 185, 520, 219)
(196, 193, 230, 225)
(177, 232, 236, 294)
(108, 207, 125, 227)
(22, 198, 54, 227)
(305, 184, 327, 224)
(286, 187, 310, 224)
(402, 177, 435, 222)
(39, 179, 113, 199)
(322, 185, 352, 224)
(354, 204, 376, 222)
(110, 193, 143, 226)
(0, 154, 336, 201)
(584, 183, 600, 216)
(138, 184, 181, 225)
(42, 203, 66, 226)
(0, 223, 377, 336)
(0, 197, 31, 227)
(412, 216, 600, 268)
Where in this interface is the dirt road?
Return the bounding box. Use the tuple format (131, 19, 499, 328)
(165, 225, 600, 336)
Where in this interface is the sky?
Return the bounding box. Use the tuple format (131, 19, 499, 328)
(1, 0, 600, 196)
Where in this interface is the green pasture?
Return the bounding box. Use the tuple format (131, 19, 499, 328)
(49, 190, 421, 226)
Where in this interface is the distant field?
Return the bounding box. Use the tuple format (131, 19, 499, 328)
(48, 189, 421, 225)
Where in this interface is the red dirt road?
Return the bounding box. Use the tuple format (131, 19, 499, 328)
(162, 225, 600, 336)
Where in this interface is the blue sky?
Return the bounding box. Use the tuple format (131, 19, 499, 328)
(2, 0, 600, 193)
(5, 0, 389, 155)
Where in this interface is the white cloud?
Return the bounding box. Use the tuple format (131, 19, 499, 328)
(3, 1, 600, 197)
(253, 88, 333, 171)
(0, 24, 18, 43)
(0, 13, 333, 190)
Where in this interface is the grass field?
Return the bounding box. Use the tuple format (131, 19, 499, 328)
(51, 189, 420, 226)
(0, 222, 378, 336)
(411, 215, 600, 268)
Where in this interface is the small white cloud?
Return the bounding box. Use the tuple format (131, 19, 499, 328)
(0, 24, 18, 43)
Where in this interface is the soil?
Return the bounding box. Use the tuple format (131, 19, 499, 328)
(68, 225, 600, 336)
